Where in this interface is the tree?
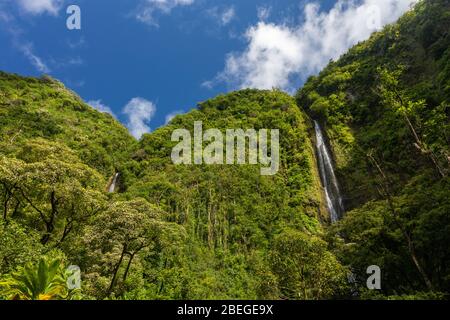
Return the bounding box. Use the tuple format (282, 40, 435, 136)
(269, 229, 348, 299)
(0, 139, 106, 245)
(84, 198, 170, 297)
(378, 67, 447, 178)
(0, 220, 43, 274)
(366, 151, 433, 290)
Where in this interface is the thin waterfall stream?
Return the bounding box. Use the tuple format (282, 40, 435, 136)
(108, 173, 119, 193)
(314, 120, 345, 222)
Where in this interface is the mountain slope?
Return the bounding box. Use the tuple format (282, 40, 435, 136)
(0, 80, 348, 299)
(296, 0, 450, 296)
(119, 89, 347, 299)
(0, 72, 135, 178)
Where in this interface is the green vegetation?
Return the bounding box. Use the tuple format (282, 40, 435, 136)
(0, 72, 135, 178)
(0, 78, 343, 299)
(0, 0, 449, 300)
(296, 0, 449, 298)
(117, 89, 337, 299)
(0, 257, 78, 300)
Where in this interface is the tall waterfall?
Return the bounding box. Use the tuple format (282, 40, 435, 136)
(314, 121, 345, 222)
(108, 173, 119, 193)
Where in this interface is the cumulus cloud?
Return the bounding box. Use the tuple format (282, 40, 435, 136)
(136, 0, 195, 26)
(210, 0, 417, 91)
(165, 110, 184, 124)
(123, 97, 156, 139)
(17, 0, 64, 15)
(88, 100, 116, 118)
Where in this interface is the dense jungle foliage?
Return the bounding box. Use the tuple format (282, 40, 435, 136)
(0, 77, 345, 299)
(0, 0, 448, 300)
(296, 0, 450, 298)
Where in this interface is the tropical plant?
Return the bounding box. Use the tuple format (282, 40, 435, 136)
(0, 258, 75, 300)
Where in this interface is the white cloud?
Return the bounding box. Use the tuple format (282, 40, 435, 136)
(17, 0, 64, 15)
(257, 6, 271, 21)
(206, 6, 235, 26)
(220, 6, 235, 25)
(211, 0, 417, 91)
(19, 43, 50, 73)
(165, 110, 184, 124)
(0, 2, 60, 74)
(219, 23, 303, 91)
(123, 97, 156, 139)
(136, 0, 194, 26)
(88, 100, 116, 118)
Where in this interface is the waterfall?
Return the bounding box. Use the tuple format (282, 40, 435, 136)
(314, 121, 345, 222)
(108, 173, 119, 193)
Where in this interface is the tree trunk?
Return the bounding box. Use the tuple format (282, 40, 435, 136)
(3, 188, 11, 221)
(55, 219, 73, 247)
(122, 253, 135, 282)
(41, 191, 58, 245)
(403, 113, 445, 178)
(107, 245, 127, 296)
(208, 188, 214, 249)
(405, 232, 433, 291)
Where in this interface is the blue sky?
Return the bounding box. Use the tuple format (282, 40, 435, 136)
(0, 0, 415, 138)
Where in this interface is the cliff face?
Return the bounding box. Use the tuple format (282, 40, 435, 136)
(121, 89, 344, 299)
(296, 0, 450, 295)
(296, 0, 449, 209)
(131, 89, 323, 226)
